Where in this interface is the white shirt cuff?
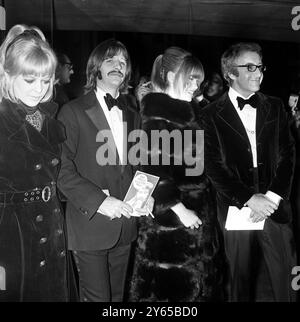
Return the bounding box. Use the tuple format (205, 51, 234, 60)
(265, 190, 282, 205)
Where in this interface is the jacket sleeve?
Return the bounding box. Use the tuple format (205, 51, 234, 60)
(268, 100, 295, 199)
(202, 111, 254, 208)
(57, 104, 107, 220)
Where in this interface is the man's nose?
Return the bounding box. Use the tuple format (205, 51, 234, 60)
(114, 61, 122, 70)
(254, 67, 263, 77)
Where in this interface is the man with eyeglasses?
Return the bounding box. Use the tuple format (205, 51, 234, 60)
(54, 52, 74, 110)
(202, 42, 296, 301)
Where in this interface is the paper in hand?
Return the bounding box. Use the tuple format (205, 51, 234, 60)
(124, 171, 159, 217)
(225, 206, 265, 230)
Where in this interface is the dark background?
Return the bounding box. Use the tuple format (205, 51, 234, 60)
(48, 30, 300, 106)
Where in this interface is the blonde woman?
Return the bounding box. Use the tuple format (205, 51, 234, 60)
(0, 24, 73, 301)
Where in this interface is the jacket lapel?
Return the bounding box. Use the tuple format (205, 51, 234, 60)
(255, 92, 271, 142)
(84, 91, 119, 164)
(216, 93, 250, 145)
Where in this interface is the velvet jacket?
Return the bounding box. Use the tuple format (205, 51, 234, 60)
(57, 90, 140, 250)
(0, 99, 69, 301)
(202, 92, 295, 225)
(129, 93, 223, 302)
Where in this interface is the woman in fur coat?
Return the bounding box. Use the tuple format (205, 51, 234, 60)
(0, 25, 73, 301)
(129, 47, 224, 302)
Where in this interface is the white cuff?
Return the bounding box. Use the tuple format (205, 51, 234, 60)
(265, 191, 282, 206)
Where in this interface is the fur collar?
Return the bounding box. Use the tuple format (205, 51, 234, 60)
(142, 93, 196, 126)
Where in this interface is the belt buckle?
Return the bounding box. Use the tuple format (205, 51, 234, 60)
(41, 186, 51, 202)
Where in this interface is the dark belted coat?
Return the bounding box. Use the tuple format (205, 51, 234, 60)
(0, 98, 69, 302)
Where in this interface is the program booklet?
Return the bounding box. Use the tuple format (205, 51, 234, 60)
(124, 170, 159, 217)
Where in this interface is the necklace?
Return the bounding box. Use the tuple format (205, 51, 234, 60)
(25, 110, 43, 131)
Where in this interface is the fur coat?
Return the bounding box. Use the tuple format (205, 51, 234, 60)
(129, 93, 224, 302)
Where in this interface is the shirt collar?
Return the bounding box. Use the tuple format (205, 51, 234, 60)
(95, 86, 119, 100)
(95, 87, 122, 116)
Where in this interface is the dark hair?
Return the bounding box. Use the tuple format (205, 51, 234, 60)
(221, 42, 262, 85)
(84, 39, 131, 94)
(55, 52, 70, 66)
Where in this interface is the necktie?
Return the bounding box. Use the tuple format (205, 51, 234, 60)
(25, 110, 43, 131)
(236, 94, 258, 111)
(104, 93, 124, 111)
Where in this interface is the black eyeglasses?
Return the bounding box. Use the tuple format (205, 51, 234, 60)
(233, 64, 266, 72)
(64, 62, 73, 70)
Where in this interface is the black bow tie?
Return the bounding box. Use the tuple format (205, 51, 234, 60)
(236, 94, 258, 110)
(104, 93, 124, 111)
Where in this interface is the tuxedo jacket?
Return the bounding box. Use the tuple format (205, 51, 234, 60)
(57, 91, 140, 250)
(202, 92, 295, 225)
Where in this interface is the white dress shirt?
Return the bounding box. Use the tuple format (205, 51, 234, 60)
(228, 87, 282, 204)
(228, 87, 257, 167)
(95, 87, 124, 164)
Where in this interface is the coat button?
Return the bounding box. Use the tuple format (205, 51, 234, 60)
(35, 164, 42, 170)
(53, 208, 60, 214)
(59, 250, 66, 257)
(39, 237, 47, 244)
(56, 229, 63, 236)
(36, 215, 43, 222)
(39, 260, 46, 267)
(51, 158, 59, 166)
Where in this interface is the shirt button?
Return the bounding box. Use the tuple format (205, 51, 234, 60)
(39, 237, 47, 244)
(39, 260, 46, 267)
(36, 215, 43, 222)
(56, 229, 63, 236)
(51, 158, 59, 166)
(34, 164, 42, 170)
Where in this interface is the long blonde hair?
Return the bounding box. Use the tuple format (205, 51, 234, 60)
(0, 24, 57, 103)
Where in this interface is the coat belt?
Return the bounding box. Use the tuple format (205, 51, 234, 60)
(0, 182, 56, 204)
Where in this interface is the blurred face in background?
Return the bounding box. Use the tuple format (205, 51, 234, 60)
(206, 81, 222, 97)
(59, 56, 74, 84)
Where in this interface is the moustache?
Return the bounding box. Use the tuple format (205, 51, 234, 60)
(108, 70, 124, 77)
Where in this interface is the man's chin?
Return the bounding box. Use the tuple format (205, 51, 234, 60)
(109, 79, 124, 87)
